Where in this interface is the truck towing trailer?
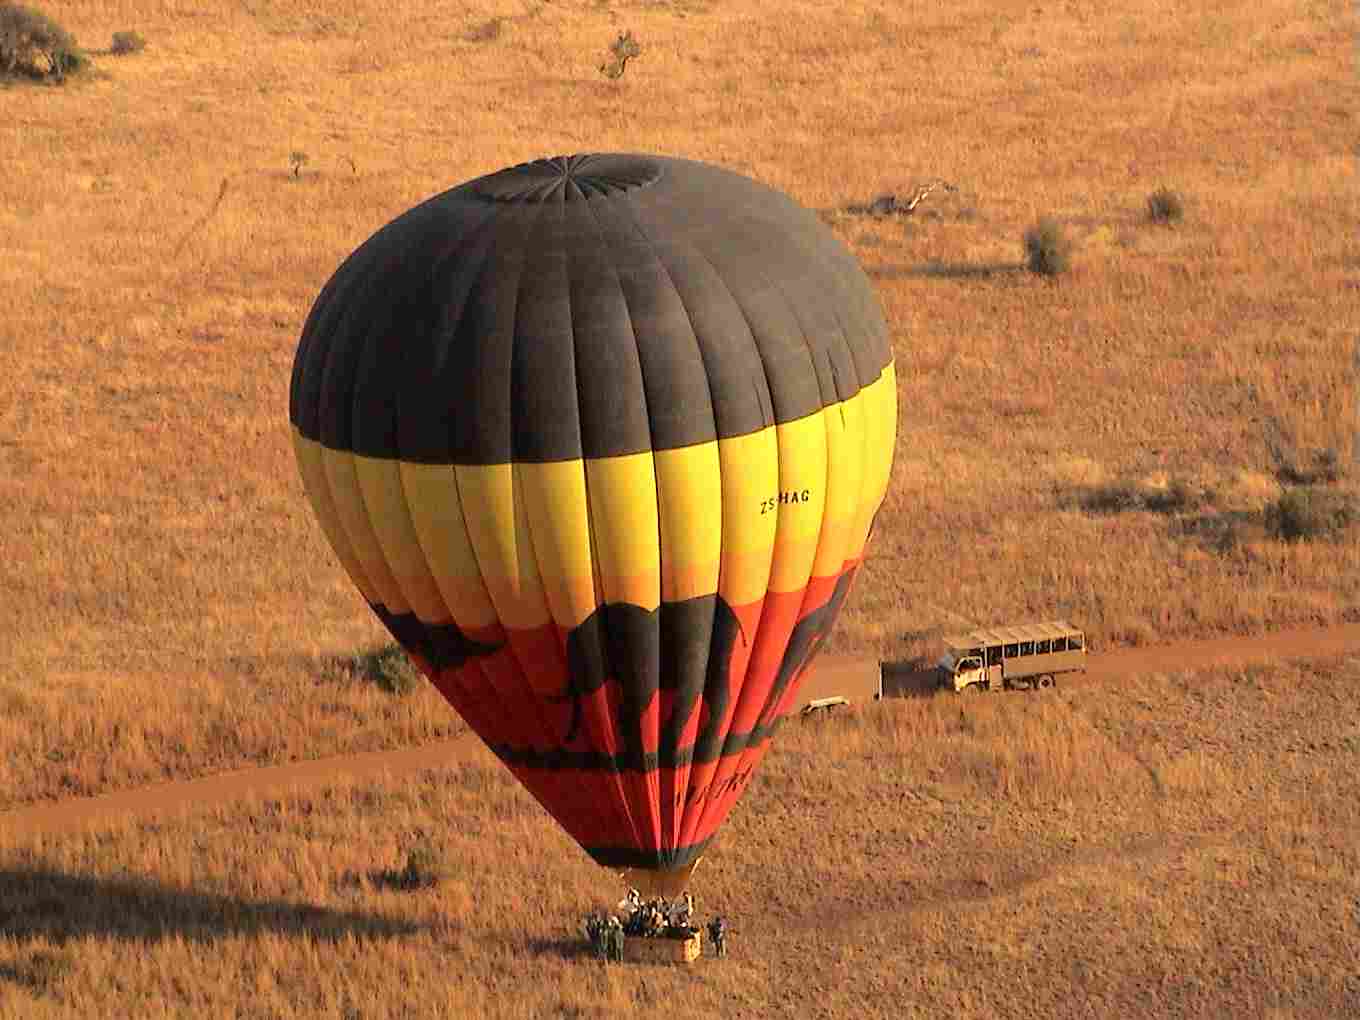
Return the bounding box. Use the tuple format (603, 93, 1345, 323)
(936, 620, 1086, 693)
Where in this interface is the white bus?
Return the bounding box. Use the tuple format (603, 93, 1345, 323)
(936, 621, 1086, 693)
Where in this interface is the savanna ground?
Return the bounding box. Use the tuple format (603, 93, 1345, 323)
(3, 659, 1359, 1017)
(2, 0, 1358, 1014)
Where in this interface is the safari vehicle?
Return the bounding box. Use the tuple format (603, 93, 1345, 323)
(795, 657, 883, 715)
(936, 621, 1086, 693)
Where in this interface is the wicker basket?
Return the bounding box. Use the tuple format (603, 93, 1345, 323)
(622, 929, 702, 964)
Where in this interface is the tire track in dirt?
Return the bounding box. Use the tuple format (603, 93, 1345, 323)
(4, 623, 1358, 837)
(1, 734, 487, 838)
(879, 621, 1360, 697)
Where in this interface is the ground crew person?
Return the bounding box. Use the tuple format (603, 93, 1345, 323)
(607, 916, 625, 962)
(707, 916, 728, 958)
(584, 914, 607, 960)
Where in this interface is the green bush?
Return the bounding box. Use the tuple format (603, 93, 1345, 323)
(1146, 187, 1184, 224)
(0, 4, 87, 80)
(110, 29, 145, 55)
(332, 644, 423, 695)
(1267, 487, 1356, 542)
(1023, 217, 1072, 277)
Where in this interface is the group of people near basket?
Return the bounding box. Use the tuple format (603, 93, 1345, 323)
(582, 889, 729, 961)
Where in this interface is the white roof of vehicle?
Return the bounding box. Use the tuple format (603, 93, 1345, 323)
(942, 620, 1083, 650)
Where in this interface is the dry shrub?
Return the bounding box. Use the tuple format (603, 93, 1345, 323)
(1267, 487, 1357, 542)
(1023, 216, 1072, 276)
(0, 3, 86, 79)
(109, 30, 145, 55)
(1146, 186, 1185, 224)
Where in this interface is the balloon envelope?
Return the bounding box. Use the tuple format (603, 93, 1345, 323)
(290, 153, 896, 883)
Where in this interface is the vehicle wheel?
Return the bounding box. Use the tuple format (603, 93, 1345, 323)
(966, 683, 986, 694)
(1036, 674, 1054, 689)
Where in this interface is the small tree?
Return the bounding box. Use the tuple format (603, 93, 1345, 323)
(1023, 217, 1072, 277)
(289, 151, 310, 178)
(0, 4, 86, 80)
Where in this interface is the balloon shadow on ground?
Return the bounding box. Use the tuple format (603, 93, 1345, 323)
(870, 260, 1026, 281)
(525, 935, 595, 962)
(0, 868, 424, 948)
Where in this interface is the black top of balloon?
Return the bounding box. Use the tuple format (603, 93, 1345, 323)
(290, 153, 892, 465)
(470, 153, 665, 202)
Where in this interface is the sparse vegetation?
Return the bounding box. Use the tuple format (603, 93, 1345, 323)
(289, 150, 309, 177)
(322, 641, 421, 701)
(465, 17, 501, 43)
(1073, 477, 1198, 515)
(2, 0, 1356, 914)
(377, 842, 449, 890)
(598, 29, 639, 79)
(1022, 216, 1072, 276)
(854, 180, 958, 218)
(1278, 445, 1343, 486)
(1146, 186, 1185, 224)
(329, 645, 425, 696)
(1267, 486, 1357, 542)
(3, 658, 1358, 1017)
(109, 29, 145, 55)
(0, 3, 86, 80)
(0, 949, 74, 994)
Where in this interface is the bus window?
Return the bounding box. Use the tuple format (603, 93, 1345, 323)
(1020, 641, 1034, 656)
(1052, 637, 1067, 652)
(1036, 639, 1050, 654)
(986, 646, 1002, 666)
(1069, 633, 1084, 650)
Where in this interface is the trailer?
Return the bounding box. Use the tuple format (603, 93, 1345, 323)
(936, 621, 1087, 693)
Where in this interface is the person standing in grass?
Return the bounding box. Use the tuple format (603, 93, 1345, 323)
(607, 915, 625, 962)
(707, 916, 728, 958)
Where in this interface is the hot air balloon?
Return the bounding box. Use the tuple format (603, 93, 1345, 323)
(289, 153, 897, 894)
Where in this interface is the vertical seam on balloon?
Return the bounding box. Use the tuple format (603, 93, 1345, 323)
(737, 261, 857, 745)
(513, 195, 638, 859)
(565, 197, 651, 861)
(584, 189, 665, 860)
(627, 230, 722, 862)
(292, 280, 377, 602)
(312, 258, 387, 605)
(445, 202, 592, 827)
(395, 205, 503, 629)
(381, 231, 487, 628)
(492, 197, 593, 754)
(345, 321, 410, 612)
(301, 246, 378, 595)
(673, 239, 780, 845)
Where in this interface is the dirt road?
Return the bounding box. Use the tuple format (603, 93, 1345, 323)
(5, 622, 1358, 837)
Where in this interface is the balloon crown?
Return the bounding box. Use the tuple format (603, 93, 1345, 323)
(471, 153, 664, 203)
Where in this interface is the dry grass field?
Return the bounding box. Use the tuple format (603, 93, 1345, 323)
(2, 0, 1359, 1012)
(3, 0, 1355, 806)
(3, 657, 1358, 1018)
